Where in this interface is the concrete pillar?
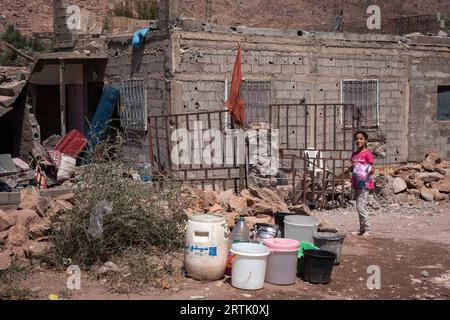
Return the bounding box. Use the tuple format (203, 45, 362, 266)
(52, 0, 74, 50)
(159, 0, 179, 30)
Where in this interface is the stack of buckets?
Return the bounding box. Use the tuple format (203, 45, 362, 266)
(184, 213, 344, 290)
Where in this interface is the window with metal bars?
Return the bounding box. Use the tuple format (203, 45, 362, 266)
(241, 80, 272, 124)
(118, 79, 147, 131)
(341, 80, 379, 128)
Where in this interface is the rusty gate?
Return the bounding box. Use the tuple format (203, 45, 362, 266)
(270, 103, 358, 209)
(148, 103, 359, 208)
(148, 109, 245, 192)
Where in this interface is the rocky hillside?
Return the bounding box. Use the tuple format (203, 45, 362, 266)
(0, 0, 449, 35)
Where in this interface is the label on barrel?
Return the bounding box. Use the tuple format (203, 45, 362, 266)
(185, 244, 218, 257)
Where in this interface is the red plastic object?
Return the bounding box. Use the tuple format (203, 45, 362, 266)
(54, 129, 88, 158)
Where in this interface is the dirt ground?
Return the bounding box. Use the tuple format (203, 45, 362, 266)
(18, 202, 450, 300)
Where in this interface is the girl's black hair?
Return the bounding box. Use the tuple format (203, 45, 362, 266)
(354, 130, 368, 140)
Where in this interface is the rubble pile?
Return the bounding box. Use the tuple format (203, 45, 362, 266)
(0, 129, 86, 194)
(0, 193, 73, 269)
(370, 153, 450, 211)
(186, 186, 336, 232)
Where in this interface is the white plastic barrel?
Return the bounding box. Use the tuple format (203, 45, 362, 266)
(184, 214, 230, 281)
(230, 243, 270, 290)
(284, 216, 320, 244)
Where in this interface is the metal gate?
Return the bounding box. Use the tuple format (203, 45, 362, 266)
(270, 103, 358, 209)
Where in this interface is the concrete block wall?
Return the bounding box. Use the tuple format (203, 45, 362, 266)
(171, 30, 412, 164)
(104, 35, 171, 164)
(409, 57, 450, 161)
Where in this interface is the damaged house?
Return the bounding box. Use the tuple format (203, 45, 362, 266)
(3, 0, 450, 208)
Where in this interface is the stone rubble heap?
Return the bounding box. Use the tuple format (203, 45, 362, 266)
(0, 192, 73, 269)
(390, 153, 450, 203)
(366, 152, 450, 212)
(186, 186, 336, 232)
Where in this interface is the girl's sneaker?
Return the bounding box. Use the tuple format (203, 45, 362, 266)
(350, 230, 365, 236)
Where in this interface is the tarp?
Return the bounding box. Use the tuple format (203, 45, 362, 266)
(225, 42, 245, 126)
(132, 28, 150, 49)
(87, 85, 120, 152)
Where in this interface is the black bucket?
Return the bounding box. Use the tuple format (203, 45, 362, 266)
(302, 249, 337, 284)
(274, 212, 292, 238)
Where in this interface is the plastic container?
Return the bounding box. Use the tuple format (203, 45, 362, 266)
(274, 212, 293, 237)
(231, 217, 251, 242)
(253, 223, 281, 244)
(184, 214, 230, 281)
(225, 217, 251, 276)
(284, 216, 320, 244)
(302, 249, 337, 284)
(263, 238, 300, 285)
(297, 241, 319, 276)
(313, 232, 345, 265)
(230, 243, 270, 290)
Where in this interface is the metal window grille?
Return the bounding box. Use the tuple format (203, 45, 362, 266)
(341, 80, 379, 128)
(242, 81, 271, 124)
(119, 79, 147, 131)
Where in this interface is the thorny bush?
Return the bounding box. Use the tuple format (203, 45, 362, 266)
(49, 134, 194, 270)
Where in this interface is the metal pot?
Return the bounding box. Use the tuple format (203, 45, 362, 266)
(253, 223, 281, 244)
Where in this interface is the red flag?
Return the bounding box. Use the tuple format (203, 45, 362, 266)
(226, 43, 245, 126)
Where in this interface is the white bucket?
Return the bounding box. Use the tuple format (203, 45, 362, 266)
(184, 214, 230, 281)
(57, 155, 76, 182)
(284, 216, 320, 244)
(230, 243, 270, 290)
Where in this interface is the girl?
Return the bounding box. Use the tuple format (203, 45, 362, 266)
(350, 130, 375, 236)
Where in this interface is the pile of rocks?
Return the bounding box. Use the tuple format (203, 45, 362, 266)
(0, 193, 73, 269)
(186, 187, 336, 232)
(390, 153, 450, 203)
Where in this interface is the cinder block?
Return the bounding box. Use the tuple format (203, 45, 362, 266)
(281, 64, 296, 74)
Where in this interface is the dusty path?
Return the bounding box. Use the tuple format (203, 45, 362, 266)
(19, 203, 450, 300)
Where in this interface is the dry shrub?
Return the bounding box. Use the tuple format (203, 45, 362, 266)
(0, 262, 32, 300)
(103, 247, 179, 294)
(49, 136, 194, 270)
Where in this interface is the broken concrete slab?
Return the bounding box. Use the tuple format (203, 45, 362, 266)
(0, 80, 26, 97)
(0, 95, 17, 108)
(0, 154, 18, 177)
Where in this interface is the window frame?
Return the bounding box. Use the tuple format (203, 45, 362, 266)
(437, 84, 450, 122)
(224, 78, 272, 126)
(118, 78, 148, 132)
(340, 79, 380, 129)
